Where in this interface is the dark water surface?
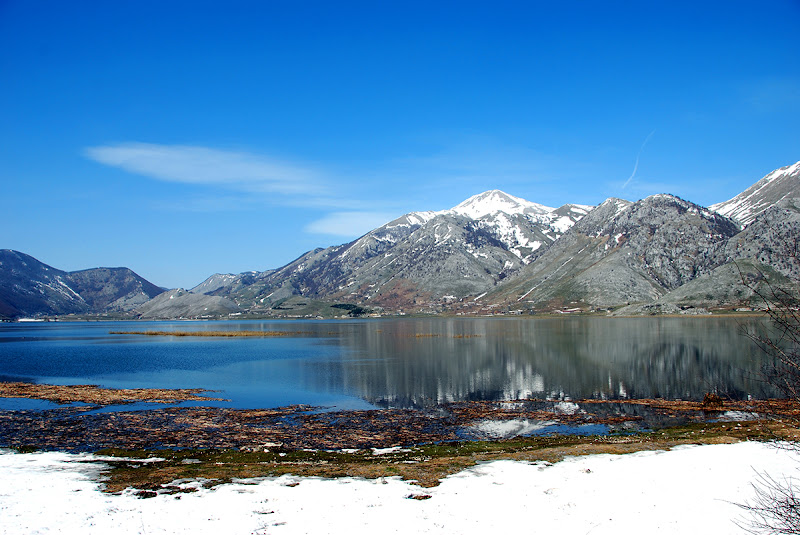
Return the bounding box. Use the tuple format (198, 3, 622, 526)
(0, 317, 778, 410)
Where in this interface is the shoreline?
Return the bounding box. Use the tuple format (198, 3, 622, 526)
(1, 383, 799, 492)
(2, 309, 770, 322)
(2, 383, 797, 452)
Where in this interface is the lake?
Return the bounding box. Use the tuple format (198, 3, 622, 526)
(0, 316, 778, 411)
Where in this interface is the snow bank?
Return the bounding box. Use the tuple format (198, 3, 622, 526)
(0, 442, 796, 534)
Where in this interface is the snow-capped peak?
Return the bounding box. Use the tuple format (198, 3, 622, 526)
(448, 190, 554, 219)
(762, 160, 800, 184)
(710, 160, 800, 226)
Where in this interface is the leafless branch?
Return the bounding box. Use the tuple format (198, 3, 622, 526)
(734, 239, 800, 533)
(737, 471, 800, 534)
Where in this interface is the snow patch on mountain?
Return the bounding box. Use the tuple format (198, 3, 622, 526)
(549, 215, 578, 233)
(386, 211, 437, 228)
(190, 273, 240, 295)
(447, 190, 553, 219)
(711, 161, 800, 226)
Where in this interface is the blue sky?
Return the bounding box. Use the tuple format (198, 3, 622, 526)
(2, 1, 799, 289)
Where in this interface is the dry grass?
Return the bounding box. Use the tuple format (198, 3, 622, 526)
(581, 398, 800, 417)
(400, 333, 483, 338)
(93, 418, 796, 495)
(110, 330, 311, 337)
(0, 382, 226, 405)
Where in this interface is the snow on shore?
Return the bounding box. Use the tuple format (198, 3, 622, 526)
(1, 442, 797, 534)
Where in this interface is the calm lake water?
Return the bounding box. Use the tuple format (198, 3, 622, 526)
(0, 317, 779, 410)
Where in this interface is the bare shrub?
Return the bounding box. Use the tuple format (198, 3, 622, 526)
(738, 471, 800, 534)
(702, 392, 724, 410)
(736, 245, 800, 533)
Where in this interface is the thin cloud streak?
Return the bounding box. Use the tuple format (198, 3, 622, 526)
(85, 143, 326, 196)
(622, 130, 656, 189)
(85, 143, 412, 237)
(85, 142, 399, 213)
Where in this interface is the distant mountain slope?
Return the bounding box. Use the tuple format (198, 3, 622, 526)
(649, 197, 800, 310)
(0, 250, 86, 318)
(488, 195, 740, 309)
(0, 250, 162, 318)
(719, 197, 800, 281)
(198, 190, 593, 310)
(711, 161, 800, 226)
(190, 272, 256, 295)
(194, 167, 800, 314)
(134, 288, 240, 319)
(67, 267, 164, 312)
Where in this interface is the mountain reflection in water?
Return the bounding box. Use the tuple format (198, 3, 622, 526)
(302, 317, 775, 408)
(0, 317, 777, 410)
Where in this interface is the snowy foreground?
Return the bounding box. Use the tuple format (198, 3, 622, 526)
(1, 442, 798, 534)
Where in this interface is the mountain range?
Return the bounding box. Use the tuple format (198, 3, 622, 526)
(0, 250, 163, 318)
(3, 161, 799, 319)
(192, 191, 591, 314)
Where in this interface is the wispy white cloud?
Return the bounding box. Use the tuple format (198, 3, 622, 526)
(622, 130, 656, 190)
(85, 142, 326, 196)
(614, 179, 683, 195)
(304, 211, 397, 238)
(85, 142, 409, 238)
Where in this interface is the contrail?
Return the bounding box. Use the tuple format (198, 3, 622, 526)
(622, 130, 656, 189)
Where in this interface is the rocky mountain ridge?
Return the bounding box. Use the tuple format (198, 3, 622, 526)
(488, 194, 744, 311)
(0, 250, 163, 319)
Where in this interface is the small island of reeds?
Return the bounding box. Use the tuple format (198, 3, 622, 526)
(110, 330, 312, 338)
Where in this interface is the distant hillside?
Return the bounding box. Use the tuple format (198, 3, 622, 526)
(68, 267, 164, 312)
(134, 288, 240, 319)
(644, 197, 800, 312)
(0, 250, 162, 319)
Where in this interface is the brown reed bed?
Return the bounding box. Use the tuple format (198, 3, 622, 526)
(0, 382, 226, 405)
(110, 330, 312, 337)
